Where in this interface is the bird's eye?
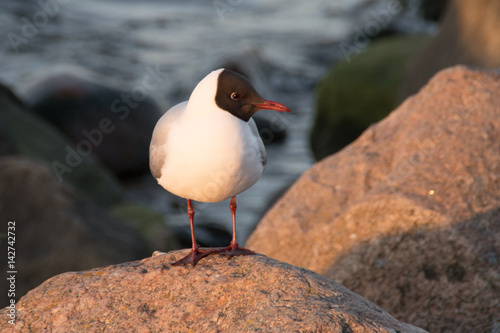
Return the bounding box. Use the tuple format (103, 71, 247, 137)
(230, 92, 241, 101)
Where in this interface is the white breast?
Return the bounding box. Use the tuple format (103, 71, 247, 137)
(156, 105, 265, 203)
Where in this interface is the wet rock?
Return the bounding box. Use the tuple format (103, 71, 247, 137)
(312, 35, 431, 160)
(0, 84, 20, 157)
(0, 80, 123, 206)
(419, 0, 448, 21)
(109, 201, 181, 252)
(20, 66, 161, 179)
(1, 252, 426, 333)
(247, 66, 500, 332)
(401, 0, 500, 99)
(0, 157, 149, 308)
(0, 126, 17, 157)
(0, 129, 17, 157)
(170, 222, 231, 248)
(253, 112, 288, 144)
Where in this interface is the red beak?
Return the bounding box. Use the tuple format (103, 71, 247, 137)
(255, 99, 291, 113)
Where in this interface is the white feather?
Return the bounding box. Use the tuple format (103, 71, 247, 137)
(149, 69, 266, 202)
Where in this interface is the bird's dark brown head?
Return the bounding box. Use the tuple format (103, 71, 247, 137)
(215, 69, 290, 122)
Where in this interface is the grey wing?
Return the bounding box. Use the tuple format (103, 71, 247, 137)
(149, 101, 187, 179)
(249, 118, 267, 167)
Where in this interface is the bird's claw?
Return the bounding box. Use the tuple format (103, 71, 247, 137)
(170, 248, 215, 266)
(213, 242, 255, 257)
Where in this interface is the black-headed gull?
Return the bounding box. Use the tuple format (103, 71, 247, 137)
(150, 68, 290, 265)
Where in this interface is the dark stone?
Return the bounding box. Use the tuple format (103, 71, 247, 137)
(419, 0, 449, 21)
(0, 80, 123, 206)
(21, 67, 161, 179)
(253, 112, 287, 144)
(0, 156, 149, 308)
(171, 223, 231, 248)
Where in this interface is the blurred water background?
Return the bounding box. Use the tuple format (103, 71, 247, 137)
(0, 0, 435, 244)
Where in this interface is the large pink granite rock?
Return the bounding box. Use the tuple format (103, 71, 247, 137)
(0, 252, 425, 332)
(247, 66, 500, 332)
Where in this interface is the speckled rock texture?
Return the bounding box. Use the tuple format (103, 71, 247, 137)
(0, 251, 426, 333)
(247, 66, 500, 332)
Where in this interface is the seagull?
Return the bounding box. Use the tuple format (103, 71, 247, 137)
(149, 68, 290, 266)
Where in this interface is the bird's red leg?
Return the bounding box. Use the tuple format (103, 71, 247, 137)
(171, 199, 214, 266)
(214, 196, 255, 256)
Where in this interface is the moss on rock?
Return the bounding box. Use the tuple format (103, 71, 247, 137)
(311, 35, 431, 160)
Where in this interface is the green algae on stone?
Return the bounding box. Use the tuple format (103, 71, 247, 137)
(311, 35, 432, 160)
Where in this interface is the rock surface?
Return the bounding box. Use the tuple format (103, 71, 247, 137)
(1, 251, 426, 333)
(401, 0, 500, 99)
(20, 66, 161, 179)
(0, 157, 149, 308)
(247, 66, 500, 332)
